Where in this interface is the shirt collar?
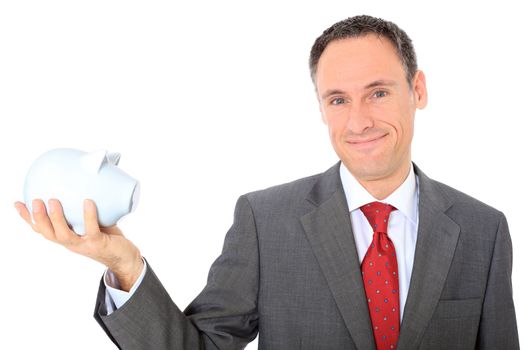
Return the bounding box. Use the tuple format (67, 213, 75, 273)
(339, 162, 419, 225)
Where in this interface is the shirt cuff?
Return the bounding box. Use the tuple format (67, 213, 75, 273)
(104, 258, 147, 311)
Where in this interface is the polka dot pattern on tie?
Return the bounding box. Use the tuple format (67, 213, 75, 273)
(360, 202, 400, 350)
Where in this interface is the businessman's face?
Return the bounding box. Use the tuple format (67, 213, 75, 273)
(316, 35, 427, 190)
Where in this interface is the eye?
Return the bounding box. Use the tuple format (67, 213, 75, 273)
(330, 97, 346, 105)
(373, 90, 388, 98)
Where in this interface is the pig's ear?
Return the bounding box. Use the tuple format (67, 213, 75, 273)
(107, 152, 121, 166)
(81, 150, 108, 173)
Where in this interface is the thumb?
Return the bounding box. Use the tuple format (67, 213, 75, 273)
(83, 199, 101, 235)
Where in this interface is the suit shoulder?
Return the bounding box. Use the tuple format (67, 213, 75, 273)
(242, 171, 324, 207)
(431, 179, 504, 223)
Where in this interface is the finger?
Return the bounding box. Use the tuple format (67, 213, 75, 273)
(31, 199, 58, 241)
(14, 201, 37, 229)
(83, 199, 101, 236)
(102, 224, 124, 236)
(48, 199, 81, 246)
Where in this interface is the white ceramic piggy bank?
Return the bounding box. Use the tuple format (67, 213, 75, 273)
(23, 148, 140, 235)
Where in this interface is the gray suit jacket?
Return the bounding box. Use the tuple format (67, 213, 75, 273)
(94, 163, 519, 349)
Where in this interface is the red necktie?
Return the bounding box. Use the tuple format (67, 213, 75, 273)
(360, 202, 399, 350)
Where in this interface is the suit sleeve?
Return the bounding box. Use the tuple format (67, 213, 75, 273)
(93, 195, 260, 349)
(476, 213, 520, 349)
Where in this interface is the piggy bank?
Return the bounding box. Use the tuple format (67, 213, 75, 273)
(23, 148, 140, 235)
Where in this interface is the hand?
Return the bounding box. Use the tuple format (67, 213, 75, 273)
(14, 198, 144, 291)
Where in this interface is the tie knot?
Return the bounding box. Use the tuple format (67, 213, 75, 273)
(360, 201, 397, 233)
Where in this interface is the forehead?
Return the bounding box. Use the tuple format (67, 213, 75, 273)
(316, 35, 406, 91)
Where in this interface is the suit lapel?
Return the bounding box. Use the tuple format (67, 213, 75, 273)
(300, 163, 376, 350)
(397, 166, 460, 350)
(300, 163, 462, 350)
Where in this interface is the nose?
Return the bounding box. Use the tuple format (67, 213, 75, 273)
(346, 102, 373, 134)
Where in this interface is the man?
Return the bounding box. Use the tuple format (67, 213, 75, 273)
(15, 15, 519, 349)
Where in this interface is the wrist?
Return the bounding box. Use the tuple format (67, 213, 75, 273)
(111, 252, 144, 292)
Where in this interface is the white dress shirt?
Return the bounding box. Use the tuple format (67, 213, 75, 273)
(105, 164, 419, 319)
(339, 163, 419, 321)
(104, 259, 147, 314)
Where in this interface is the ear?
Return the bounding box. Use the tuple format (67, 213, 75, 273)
(106, 152, 121, 165)
(412, 70, 428, 109)
(81, 150, 108, 174)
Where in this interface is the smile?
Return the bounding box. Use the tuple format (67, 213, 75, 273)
(346, 134, 388, 147)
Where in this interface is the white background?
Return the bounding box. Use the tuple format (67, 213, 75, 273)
(1, 1, 523, 349)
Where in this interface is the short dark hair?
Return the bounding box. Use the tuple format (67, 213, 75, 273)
(309, 15, 418, 86)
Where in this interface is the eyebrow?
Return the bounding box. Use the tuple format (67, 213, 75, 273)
(364, 79, 397, 89)
(321, 79, 398, 100)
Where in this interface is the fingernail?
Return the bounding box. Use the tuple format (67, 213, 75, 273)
(14, 202, 21, 214)
(84, 199, 94, 211)
(32, 200, 41, 213)
(48, 199, 56, 214)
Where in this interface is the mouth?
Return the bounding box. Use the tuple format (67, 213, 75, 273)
(345, 134, 388, 151)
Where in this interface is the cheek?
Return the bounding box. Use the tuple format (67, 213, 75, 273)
(325, 117, 346, 141)
(392, 116, 415, 151)
(378, 103, 413, 137)
(397, 107, 415, 134)
(324, 108, 348, 130)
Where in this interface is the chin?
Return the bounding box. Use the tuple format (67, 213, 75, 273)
(344, 157, 392, 181)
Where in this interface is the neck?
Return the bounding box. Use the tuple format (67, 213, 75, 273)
(356, 161, 412, 200)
